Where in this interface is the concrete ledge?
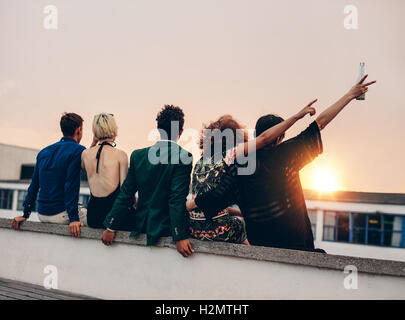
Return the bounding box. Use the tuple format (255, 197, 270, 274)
(1, 218, 404, 278)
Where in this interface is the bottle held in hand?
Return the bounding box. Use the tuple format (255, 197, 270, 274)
(356, 62, 366, 100)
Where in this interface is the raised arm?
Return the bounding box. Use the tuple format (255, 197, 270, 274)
(315, 75, 376, 130)
(187, 100, 318, 214)
(235, 99, 318, 158)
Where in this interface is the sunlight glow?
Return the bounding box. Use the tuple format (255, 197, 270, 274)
(313, 169, 341, 192)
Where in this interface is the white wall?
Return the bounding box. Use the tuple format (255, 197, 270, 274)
(0, 228, 404, 300)
(0, 144, 38, 180)
(3, 206, 400, 262)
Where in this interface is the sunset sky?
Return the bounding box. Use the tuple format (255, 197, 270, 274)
(1, 0, 404, 193)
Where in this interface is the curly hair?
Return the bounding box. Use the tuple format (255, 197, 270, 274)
(199, 114, 248, 157)
(156, 105, 185, 140)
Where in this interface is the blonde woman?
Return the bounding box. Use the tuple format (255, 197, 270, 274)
(81, 113, 129, 229)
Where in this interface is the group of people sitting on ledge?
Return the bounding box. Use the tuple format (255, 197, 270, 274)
(11, 76, 375, 257)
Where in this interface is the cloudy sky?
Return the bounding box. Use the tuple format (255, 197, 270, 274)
(1, 0, 404, 193)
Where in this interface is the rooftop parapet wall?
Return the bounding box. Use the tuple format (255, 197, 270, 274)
(1, 218, 404, 278)
(0, 218, 404, 299)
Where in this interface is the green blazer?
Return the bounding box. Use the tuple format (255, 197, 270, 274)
(103, 140, 193, 245)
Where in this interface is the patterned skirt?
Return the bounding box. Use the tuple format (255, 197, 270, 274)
(189, 215, 247, 244)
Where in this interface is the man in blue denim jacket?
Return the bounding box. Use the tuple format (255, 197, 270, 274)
(11, 113, 87, 238)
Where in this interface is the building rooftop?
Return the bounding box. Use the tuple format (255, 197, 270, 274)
(2, 179, 404, 206)
(0, 143, 40, 152)
(304, 189, 405, 206)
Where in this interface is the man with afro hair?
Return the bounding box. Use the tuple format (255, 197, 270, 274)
(102, 105, 194, 258)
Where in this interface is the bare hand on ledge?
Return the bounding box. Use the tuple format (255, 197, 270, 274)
(176, 239, 194, 258)
(11, 216, 27, 230)
(102, 229, 115, 246)
(69, 221, 84, 238)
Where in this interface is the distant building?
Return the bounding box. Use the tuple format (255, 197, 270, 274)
(0, 143, 90, 215)
(305, 190, 405, 261)
(0, 143, 39, 180)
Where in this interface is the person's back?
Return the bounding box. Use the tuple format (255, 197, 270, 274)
(238, 74, 376, 250)
(36, 138, 86, 214)
(115, 141, 192, 243)
(12, 112, 87, 238)
(189, 115, 249, 244)
(83, 145, 126, 196)
(81, 113, 129, 228)
(238, 122, 322, 250)
(101, 105, 195, 258)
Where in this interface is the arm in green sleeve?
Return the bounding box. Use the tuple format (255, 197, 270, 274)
(168, 162, 192, 242)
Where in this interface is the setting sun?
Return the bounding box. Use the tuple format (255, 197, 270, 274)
(313, 169, 341, 192)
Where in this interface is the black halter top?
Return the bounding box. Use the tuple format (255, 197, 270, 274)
(96, 141, 116, 173)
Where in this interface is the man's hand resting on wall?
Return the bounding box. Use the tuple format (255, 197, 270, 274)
(102, 229, 115, 246)
(176, 239, 194, 258)
(69, 221, 84, 238)
(11, 216, 27, 230)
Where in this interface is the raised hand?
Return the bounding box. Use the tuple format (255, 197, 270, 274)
(348, 74, 376, 100)
(315, 74, 377, 131)
(296, 99, 318, 120)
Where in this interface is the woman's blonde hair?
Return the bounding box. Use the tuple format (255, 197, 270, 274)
(92, 113, 118, 140)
